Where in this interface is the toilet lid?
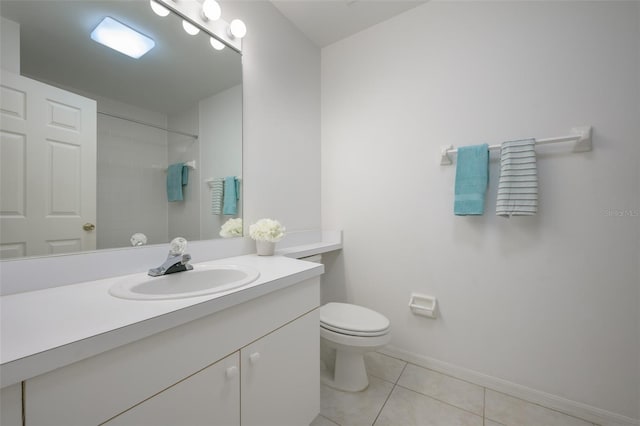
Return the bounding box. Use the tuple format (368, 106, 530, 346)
(320, 303, 390, 335)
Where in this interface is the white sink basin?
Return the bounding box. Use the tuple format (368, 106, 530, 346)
(109, 264, 260, 300)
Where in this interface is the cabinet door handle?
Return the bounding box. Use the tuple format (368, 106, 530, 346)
(225, 366, 238, 379)
(249, 352, 261, 364)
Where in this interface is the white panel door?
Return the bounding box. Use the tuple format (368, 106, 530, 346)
(0, 71, 96, 258)
(104, 352, 240, 426)
(241, 310, 320, 426)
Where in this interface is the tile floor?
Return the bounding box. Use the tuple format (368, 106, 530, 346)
(311, 352, 599, 426)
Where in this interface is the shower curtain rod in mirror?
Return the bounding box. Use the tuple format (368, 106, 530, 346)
(97, 111, 199, 139)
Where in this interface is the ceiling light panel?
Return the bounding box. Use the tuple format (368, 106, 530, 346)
(91, 17, 155, 59)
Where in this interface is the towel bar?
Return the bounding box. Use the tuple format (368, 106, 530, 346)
(440, 126, 592, 165)
(205, 176, 242, 185)
(163, 160, 196, 172)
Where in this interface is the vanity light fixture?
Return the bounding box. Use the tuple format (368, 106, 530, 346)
(228, 19, 247, 39)
(182, 19, 200, 35)
(149, 0, 170, 17)
(90, 17, 155, 59)
(210, 37, 225, 51)
(201, 0, 221, 21)
(149, 0, 246, 52)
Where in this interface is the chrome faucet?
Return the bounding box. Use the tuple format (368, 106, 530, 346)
(148, 237, 193, 277)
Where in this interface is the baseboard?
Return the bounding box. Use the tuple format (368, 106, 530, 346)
(379, 346, 639, 426)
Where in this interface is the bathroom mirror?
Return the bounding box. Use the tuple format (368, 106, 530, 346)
(0, 0, 243, 259)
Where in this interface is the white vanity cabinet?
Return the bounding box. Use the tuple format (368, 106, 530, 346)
(241, 308, 319, 426)
(105, 352, 240, 426)
(21, 277, 320, 426)
(105, 309, 320, 426)
(0, 384, 22, 426)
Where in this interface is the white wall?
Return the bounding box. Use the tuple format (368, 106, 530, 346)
(199, 84, 243, 240)
(167, 105, 201, 241)
(96, 97, 169, 249)
(222, 1, 321, 234)
(322, 1, 639, 422)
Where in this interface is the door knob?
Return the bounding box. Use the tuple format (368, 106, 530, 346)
(249, 352, 261, 364)
(83, 223, 96, 231)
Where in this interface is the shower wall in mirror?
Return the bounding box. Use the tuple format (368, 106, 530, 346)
(0, 0, 243, 259)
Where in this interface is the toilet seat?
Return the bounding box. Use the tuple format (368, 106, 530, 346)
(320, 303, 390, 337)
(320, 323, 388, 337)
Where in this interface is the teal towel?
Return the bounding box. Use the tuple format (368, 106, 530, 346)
(454, 144, 489, 215)
(222, 176, 239, 215)
(167, 163, 189, 202)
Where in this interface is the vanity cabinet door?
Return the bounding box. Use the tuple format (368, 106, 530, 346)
(104, 352, 240, 426)
(241, 309, 320, 426)
(0, 384, 22, 426)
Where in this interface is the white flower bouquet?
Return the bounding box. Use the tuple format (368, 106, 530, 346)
(249, 218, 285, 242)
(219, 218, 243, 238)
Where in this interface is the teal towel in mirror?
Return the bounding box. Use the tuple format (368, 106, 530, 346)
(454, 144, 489, 215)
(167, 163, 189, 202)
(222, 176, 239, 215)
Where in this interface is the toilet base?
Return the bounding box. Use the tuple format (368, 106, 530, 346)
(321, 349, 369, 392)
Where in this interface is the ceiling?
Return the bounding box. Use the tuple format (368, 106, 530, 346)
(0, 1, 241, 115)
(0, 0, 426, 114)
(270, 0, 428, 47)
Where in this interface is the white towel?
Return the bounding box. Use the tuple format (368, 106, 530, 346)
(207, 178, 224, 215)
(496, 139, 538, 217)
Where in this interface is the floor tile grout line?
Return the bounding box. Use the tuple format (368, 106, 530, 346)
(376, 351, 485, 389)
(483, 387, 486, 426)
(370, 361, 406, 426)
(371, 354, 485, 420)
(376, 352, 596, 425)
(365, 358, 407, 386)
(403, 359, 485, 389)
(369, 362, 404, 425)
(371, 383, 397, 426)
(393, 382, 484, 420)
(315, 413, 340, 426)
(486, 388, 599, 425)
(395, 361, 408, 384)
(364, 361, 407, 426)
(368, 372, 400, 386)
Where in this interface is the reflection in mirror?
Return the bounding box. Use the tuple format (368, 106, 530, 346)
(0, 0, 243, 260)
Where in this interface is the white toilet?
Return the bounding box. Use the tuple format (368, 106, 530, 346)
(320, 302, 391, 392)
(299, 254, 391, 392)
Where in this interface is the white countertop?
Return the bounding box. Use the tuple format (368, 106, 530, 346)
(0, 254, 324, 388)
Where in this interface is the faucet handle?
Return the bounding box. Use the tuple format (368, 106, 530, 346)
(169, 237, 187, 256)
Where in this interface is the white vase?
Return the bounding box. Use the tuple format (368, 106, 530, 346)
(255, 240, 275, 256)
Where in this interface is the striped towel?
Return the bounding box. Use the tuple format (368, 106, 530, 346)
(496, 139, 538, 217)
(207, 178, 224, 215)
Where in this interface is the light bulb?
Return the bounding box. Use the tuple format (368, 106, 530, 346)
(228, 19, 247, 39)
(210, 37, 225, 51)
(182, 19, 200, 35)
(201, 0, 221, 21)
(149, 0, 170, 17)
